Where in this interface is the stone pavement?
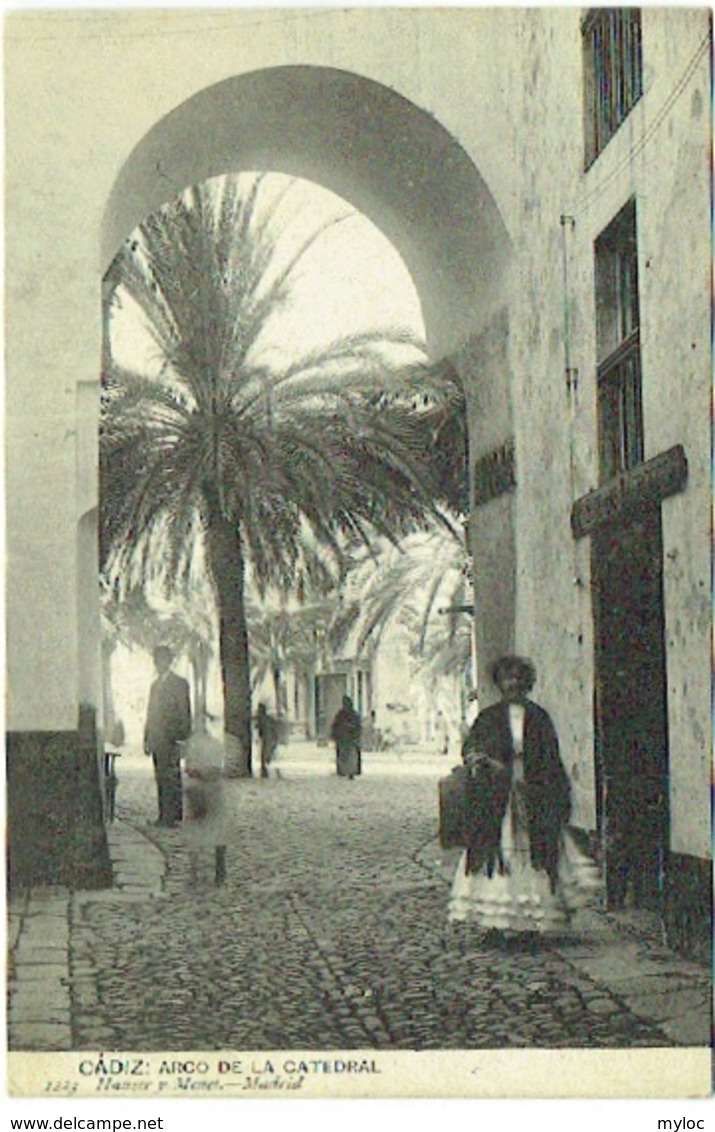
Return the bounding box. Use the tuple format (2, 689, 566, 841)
(7, 744, 712, 1051)
(8, 822, 165, 1050)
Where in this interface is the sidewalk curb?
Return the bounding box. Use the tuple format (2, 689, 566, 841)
(8, 819, 167, 1051)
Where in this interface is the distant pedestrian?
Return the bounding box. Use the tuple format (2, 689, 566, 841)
(255, 702, 279, 779)
(143, 645, 192, 827)
(448, 655, 599, 944)
(361, 709, 377, 752)
(182, 713, 227, 886)
(330, 695, 362, 779)
(434, 709, 450, 756)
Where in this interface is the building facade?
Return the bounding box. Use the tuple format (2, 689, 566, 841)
(6, 8, 711, 947)
(503, 8, 711, 948)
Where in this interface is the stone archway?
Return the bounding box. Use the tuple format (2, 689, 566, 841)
(103, 65, 511, 361)
(101, 64, 516, 703)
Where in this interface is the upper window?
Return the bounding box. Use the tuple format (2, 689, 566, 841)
(583, 9, 643, 167)
(594, 199, 644, 482)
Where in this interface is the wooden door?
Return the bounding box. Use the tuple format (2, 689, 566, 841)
(591, 505, 669, 910)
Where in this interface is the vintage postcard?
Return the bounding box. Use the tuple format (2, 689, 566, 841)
(5, 4, 712, 1103)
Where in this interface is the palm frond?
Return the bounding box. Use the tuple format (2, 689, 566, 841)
(101, 171, 470, 723)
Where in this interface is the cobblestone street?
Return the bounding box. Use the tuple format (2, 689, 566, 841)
(9, 746, 711, 1055)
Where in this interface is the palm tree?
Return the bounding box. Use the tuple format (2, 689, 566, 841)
(101, 174, 461, 775)
(331, 523, 474, 681)
(246, 593, 334, 717)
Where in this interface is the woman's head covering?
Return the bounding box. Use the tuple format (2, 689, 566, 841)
(490, 654, 536, 693)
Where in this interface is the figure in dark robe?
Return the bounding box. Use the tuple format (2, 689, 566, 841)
(330, 695, 362, 779)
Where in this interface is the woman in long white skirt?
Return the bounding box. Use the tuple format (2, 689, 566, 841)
(447, 655, 600, 940)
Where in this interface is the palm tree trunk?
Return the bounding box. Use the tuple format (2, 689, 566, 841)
(273, 666, 283, 717)
(190, 653, 207, 719)
(198, 643, 209, 719)
(206, 505, 253, 777)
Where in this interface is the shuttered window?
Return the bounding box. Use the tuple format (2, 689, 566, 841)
(594, 199, 644, 482)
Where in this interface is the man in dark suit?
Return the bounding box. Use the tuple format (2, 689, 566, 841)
(144, 645, 192, 826)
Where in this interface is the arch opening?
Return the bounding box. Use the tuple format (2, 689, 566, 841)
(97, 63, 518, 778)
(102, 65, 512, 361)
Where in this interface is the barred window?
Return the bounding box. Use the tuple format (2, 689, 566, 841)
(583, 8, 643, 166)
(594, 199, 644, 482)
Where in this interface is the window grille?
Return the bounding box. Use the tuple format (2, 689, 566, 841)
(583, 8, 643, 166)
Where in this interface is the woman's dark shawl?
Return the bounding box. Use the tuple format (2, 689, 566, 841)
(462, 700, 571, 886)
(330, 707, 362, 747)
